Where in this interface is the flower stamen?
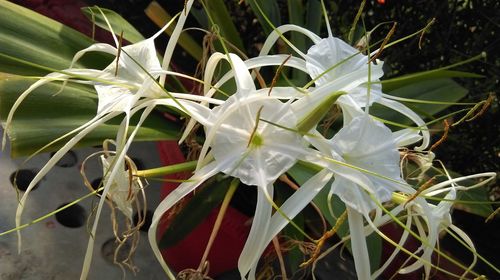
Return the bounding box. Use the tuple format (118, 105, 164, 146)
(247, 105, 265, 148)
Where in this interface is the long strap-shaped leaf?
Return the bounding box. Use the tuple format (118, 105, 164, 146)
(0, 0, 110, 76)
(0, 77, 181, 157)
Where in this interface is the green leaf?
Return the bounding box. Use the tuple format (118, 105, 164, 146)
(159, 177, 232, 249)
(366, 232, 382, 272)
(0, 76, 180, 157)
(246, 0, 282, 35)
(81, 6, 145, 44)
(0, 0, 110, 76)
(373, 78, 469, 123)
(456, 187, 494, 218)
(305, 0, 322, 36)
(204, 0, 245, 51)
(287, 0, 305, 48)
(381, 70, 482, 92)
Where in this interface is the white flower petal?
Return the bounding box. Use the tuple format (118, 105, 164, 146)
(347, 207, 371, 280)
(305, 36, 384, 86)
(238, 183, 274, 278)
(243, 169, 333, 269)
(376, 98, 429, 151)
(392, 128, 423, 147)
(210, 97, 304, 186)
(259, 24, 322, 59)
(148, 161, 220, 279)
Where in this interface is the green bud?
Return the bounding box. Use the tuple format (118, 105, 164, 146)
(296, 91, 347, 135)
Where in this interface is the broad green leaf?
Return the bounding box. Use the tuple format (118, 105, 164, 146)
(159, 177, 232, 249)
(0, 76, 181, 157)
(81, 6, 145, 44)
(373, 78, 469, 123)
(203, 0, 245, 51)
(456, 187, 494, 218)
(365, 232, 382, 273)
(287, 0, 309, 83)
(0, 0, 110, 76)
(288, 0, 306, 50)
(305, 0, 322, 36)
(381, 70, 482, 92)
(246, 0, 282, 35)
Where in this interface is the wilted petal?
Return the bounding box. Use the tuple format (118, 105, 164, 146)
(100, 155, 143, 220)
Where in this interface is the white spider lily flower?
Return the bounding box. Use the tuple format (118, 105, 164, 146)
(302, 114, 416, 279)
(148, 52, 350, 279)
(258, 24, 429, 150)
(305, 36, 430, 150)
(401, 189, 456, 278)
(393, 171, 496, 279)
(309, 114, 415, 212)
(148, 53, 318, 279)
(4, 17, 178, 255)
(2, 3, 204, 279)
(91, 38, 163, 114)
(259, 24, 385, 111)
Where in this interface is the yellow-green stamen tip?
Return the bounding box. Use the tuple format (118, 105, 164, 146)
(391, 192, 409, 205)
(250, 133, 264, 147)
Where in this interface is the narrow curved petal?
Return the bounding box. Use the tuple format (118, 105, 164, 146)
(228, 53, 256, 93)
(347, 207, 371, 280)
(148, 161, 220, 279)
(70, 43, 117, 68)
(259, 24, 322, 59)
(160, 0, 194, 81)
(2, 70, 101, 149)
(376, 98, 429, 151)
(246, 169, 333, 268)
(238, 183, 274, 279)
(372, 211, 413, 279)
(392, 128, 423, 147)
(14, 110, 122, 253)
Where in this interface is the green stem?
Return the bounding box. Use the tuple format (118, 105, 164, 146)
(0, 187, 103, 237)
(135, 160, 197, 178)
